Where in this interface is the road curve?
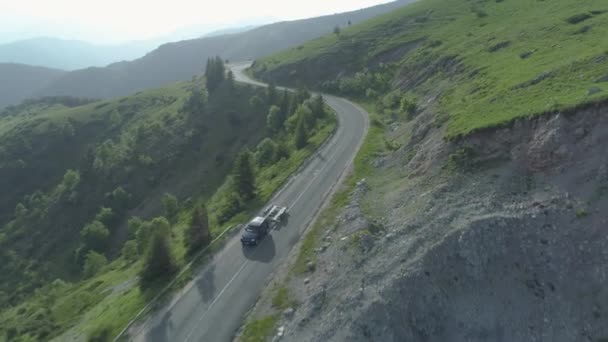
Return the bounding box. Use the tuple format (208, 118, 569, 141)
(129, 62, 369, 342)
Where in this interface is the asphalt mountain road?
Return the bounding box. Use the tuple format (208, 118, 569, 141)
(129, 63, 369, 342)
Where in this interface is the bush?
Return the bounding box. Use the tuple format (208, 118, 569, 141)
(399, 96, 418, 120)
(94, 207, 114, 227)
(266, 105, 283, 132)
(107, 186, 131, 213)
(255, 138, 278, 167)
(80, 221, 110, 252)
(87, 323, 113, 342)
(216, 191, 244, 224)
(121, 240, 138, 262)
(135, 221, 154, 253)
(83, 251, 107, 278)
(127, 216, 143, 239)
(162, 193, 179, 222)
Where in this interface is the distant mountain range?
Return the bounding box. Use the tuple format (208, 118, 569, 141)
(0, 0, 415, 109)
(0, 37, 163, 70)
(0, 63, 66, 110)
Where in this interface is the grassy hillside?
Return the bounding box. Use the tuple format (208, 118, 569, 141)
(253, 0, 608, 137)
(22, 0, 415, 104)
(0, 63, 66, 109)
(0, 65, 336, 340)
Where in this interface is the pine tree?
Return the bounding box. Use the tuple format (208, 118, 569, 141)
(294, 116, 308, 149)
(186, 205, 211, 253)
(232, 150, 256, 200)
(141, 217, 176, 282)
(205, 56, 226, 92)
(267, 82, 277, 105)
(162, 193, 179, 223)
(226, 70, 235, 92)
(312, 95, 326, 119)
(279, 90, 290, 117)
(267, 105, 282, 132)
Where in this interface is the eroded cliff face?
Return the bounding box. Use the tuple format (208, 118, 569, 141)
(269, 103, 608, 342)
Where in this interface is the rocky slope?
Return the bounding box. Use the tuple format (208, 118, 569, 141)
(244, 97, 608, 342)
(238, 0, 608, 340)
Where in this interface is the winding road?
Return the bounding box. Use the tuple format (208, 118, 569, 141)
(129, 63, 369, 342)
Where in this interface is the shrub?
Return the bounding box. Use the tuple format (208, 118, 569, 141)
(255, 138, 279, 167)
(272, 287, 290, 309)
(94, 207, 114, 227)
(399, 96, 418, 120)
(83, 251, 107, 278)
(216, 191, 243, 224)
(162, 193, 179, 223)
(127, 217, 143, 239)
(121, 240, 138, 262)
(87, 323, 113, 342)
(80, 221, 110, 252)
(266, 105, 283, 132)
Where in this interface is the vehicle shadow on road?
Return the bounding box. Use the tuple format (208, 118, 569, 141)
(242, 234, 276, 263)
(274, 214, 289, 231)
(195, 265, 216, 303)
(145, 310, 173, 342)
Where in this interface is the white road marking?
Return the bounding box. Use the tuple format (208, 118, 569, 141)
(180, 128, 347, 342)
(173, 65, 366, 342)
(183, 260, 249, 342)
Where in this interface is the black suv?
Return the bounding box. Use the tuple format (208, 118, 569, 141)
(240, 216, 269, 246)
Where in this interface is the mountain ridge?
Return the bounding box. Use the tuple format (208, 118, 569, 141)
(22, 0, 414, 102)
(0, 63, 66, 110)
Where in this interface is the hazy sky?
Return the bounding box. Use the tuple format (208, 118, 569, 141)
(0, 0, 392, 44)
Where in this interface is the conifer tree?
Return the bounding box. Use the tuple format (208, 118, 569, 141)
(186, 204, 211, 253)
(294, 117, 308, 149)
(232, 150, 256, 200)
(141, 217, 176, 282)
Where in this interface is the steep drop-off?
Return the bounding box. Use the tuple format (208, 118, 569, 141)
(240, 0, 608, 341)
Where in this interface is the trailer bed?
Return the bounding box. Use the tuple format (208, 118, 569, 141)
(265, 205, 287, 222)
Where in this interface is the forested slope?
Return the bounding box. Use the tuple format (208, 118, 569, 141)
(0, 59, 336, 340)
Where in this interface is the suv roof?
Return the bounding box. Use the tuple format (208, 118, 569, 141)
(249, 216, 266, 226)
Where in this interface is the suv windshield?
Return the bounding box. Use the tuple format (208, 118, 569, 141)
(245, 224, 258, 232)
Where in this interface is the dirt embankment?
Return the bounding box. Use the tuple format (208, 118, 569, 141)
(262, 101, 608, 342)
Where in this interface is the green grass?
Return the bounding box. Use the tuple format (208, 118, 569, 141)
(254, 0, 608, 138)
(256, 116, 337, 201)
(237, 98, 386, 340)
(240, 315, 279, 342)
(576, 209, 590, 218)
(0, 74, 337, 341)
(293, 100, 385, 274)
(271, 286, 290, 309)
